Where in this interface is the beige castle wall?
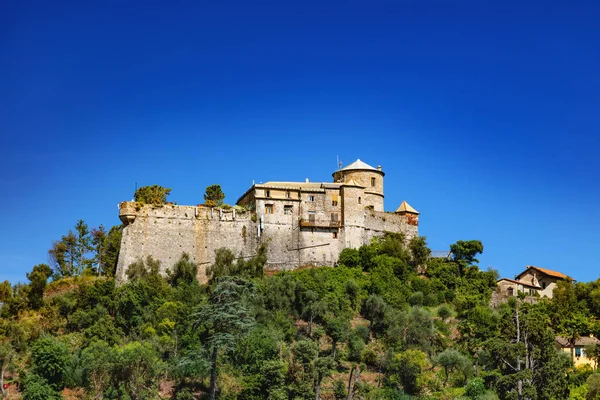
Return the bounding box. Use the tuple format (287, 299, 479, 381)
(116, 179, 419, 283)
(116, 202, 259, 283)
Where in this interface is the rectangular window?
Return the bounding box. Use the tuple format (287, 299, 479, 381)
(576, 347, 582, 357)
(308, 195, 315, 202)
(331, 213, 339, 222)
(286, 191, 291, 199)
(332, 232, 338, 239)
(284, 205, 293, 215)
(371, 177, 376, 187)
(332, 200, 338, 206)
(308, 211, 316, 223)
(265, 204, 274, 214)
(266, 190, 271, 198)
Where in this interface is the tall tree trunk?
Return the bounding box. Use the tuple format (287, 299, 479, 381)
(1, 364, 6, 398)
(315, 377, 322, 400)
(346, 366, 354, 400)
(348, 366, 360, 400)
(515, 300, 523, 400)
(332, 341, 337, 360)
(209, 346, 218, 400)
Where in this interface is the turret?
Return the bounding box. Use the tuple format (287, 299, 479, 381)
(395, 200, 419, 226)
(333, 159, 384, 211)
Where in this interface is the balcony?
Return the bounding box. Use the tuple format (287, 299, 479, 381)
(300, 218, 341, 228)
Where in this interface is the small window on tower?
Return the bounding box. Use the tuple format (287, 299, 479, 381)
(284, 205, 293, 215)
(286, 191, 291, 199)
(332, 232, 338, 239)
(371, 177, 376, 187)
(308, 195, 315, 202)
(265, 204, 274, 214)
(266, 190, 271, 198)
(358, 197, 362, 204)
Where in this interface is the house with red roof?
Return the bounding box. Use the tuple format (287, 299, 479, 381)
(496, 265, 571, 300)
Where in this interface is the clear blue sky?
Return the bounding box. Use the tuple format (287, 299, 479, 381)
(1, 0, 599, 284)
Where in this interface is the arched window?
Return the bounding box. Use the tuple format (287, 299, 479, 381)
(358, 197, 362, 204)
(507, 287, 514, 296)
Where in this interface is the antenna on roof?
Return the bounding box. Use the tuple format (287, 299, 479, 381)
(337, 155, 342, 169)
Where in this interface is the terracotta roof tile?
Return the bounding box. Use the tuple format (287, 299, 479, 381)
(516, 265, 569, 280)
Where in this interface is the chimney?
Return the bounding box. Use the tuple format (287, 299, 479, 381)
(377, 165, 382, 171)
(305, 178, 309, 183)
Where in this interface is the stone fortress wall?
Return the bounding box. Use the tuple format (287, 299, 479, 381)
(116, 159, 420, 283)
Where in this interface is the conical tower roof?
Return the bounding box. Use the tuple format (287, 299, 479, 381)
(395, 200, 419, 214)
(339, 159, 378, 172)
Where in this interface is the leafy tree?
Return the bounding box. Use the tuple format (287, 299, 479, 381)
(111, 341, 164, 400)
(338, 248, 360, 268)
(485, 299, 570, 400)
(434, 348, 471, 386)
(587, 373, 600, 400)
(81, 340, 114, 399)
(204, 184, 225, 207)
(0, 281, 11, 302)
(206, 244, 267, 284)
(450, 240, 483, 276)
(465, 377, 486, 398)
(134, 184, 171, 206)
(325, 316, 350, 360)
(21, 373, 61, 400)
(408, 236, 431, 270)
(49, 220, 93, 277)
(586, 343, 600, 370)
(90, 225, 107, 276)
(0, 342, 15, 398)
(126, 255, 161, 281)
(26, 264, 52, 310)
(102, 225, 123, 277)
(560, 312, 589, 361)
(192, 277, 256, 400)
(437, 304, 453, 322)
(390, 349, 430, 395)
(450, 240, 484, 265)
(30, 336, 70, 391)
(363, 294, 388, 334)
(167, 253, 198, 287)
(315, 356, 335, 400)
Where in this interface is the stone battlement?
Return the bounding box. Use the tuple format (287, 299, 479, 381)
(115, 159, 419, 283)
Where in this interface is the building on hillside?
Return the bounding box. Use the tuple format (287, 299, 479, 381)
(555, 336, 600, 368)
(116, 159, 420, 283)
(494, 266, 570, 304)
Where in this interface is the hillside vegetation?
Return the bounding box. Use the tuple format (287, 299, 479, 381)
(2, 226, 600, 399)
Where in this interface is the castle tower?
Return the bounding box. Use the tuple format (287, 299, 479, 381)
(395, 200, 419, 226)
(333, 159, 384, 211)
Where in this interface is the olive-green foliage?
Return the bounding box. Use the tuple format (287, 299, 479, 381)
(26, 264, 52, 310)
(434, 348, 472, 386)
(30, 336, 70, 390)
(109, 341, 164, 399)
(134, 184, 171, 206)
(22, 373, 61, 400)
(207, 244, 267, 284)
(338, 248, 360, 268)
(390, 349, 429, 395)
(464, 377, 486, 398)
(587, 373, 600, 400)
(204, 184, 225, 206)
(167, 252, 198, 287)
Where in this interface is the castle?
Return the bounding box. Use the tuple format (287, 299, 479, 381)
(115, 159, 420, 283)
